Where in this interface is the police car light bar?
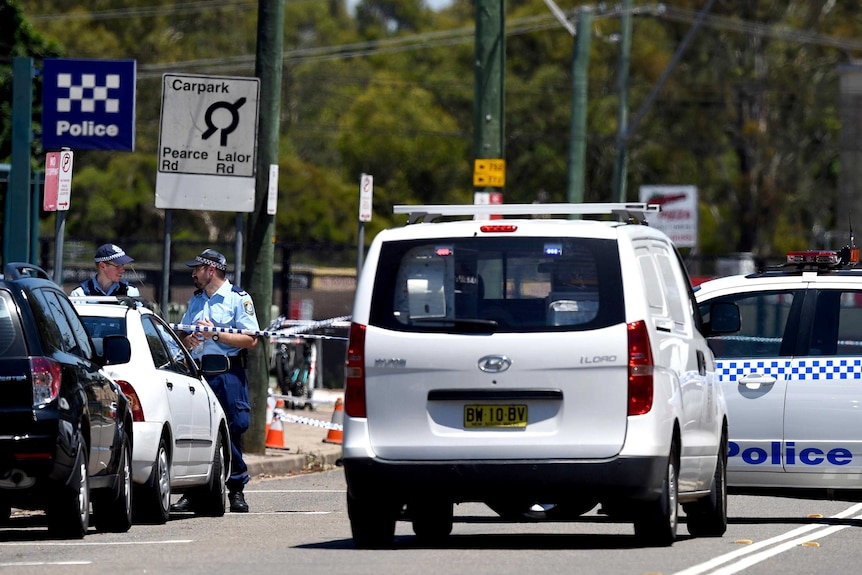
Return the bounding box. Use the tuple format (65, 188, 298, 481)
(393, 203, 661, 224)
(786, 247, 860, 268)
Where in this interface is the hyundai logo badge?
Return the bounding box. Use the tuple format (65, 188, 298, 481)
(478, 355, 511, 373)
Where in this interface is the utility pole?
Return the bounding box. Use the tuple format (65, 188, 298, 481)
(5, 57, 34, 264)
(566, 8, 592, 208)
(611, 0, 633, 203)
(473, 0, 506, 201)
(245, 0, 284, 454)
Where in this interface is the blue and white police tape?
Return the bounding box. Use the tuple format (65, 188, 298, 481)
(269, 392, 339, 407)
(169, 315, 351, 340)
(278, 412, 343, 432)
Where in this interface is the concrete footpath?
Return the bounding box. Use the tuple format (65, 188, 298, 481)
(245, 388, 344, 480)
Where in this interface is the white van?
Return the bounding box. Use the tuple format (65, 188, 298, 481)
(342, 203, 733, 547)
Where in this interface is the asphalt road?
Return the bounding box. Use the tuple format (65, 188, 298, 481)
(3, 467, 861, 575)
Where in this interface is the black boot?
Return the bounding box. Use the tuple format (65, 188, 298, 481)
(170, 495, 194, 513)
(229, 491, 249, 513)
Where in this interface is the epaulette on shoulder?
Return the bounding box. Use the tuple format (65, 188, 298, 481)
(231, 285, 249, 296)
(194, 288, 203, 296)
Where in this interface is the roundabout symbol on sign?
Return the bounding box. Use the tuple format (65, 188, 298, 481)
(202, 97, 246, 146)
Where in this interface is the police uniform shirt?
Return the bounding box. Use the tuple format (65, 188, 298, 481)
(70, 278, 140, 297)
(181, 279, 259, 359)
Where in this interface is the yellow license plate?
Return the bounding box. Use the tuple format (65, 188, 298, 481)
(464, 404, 528, 428)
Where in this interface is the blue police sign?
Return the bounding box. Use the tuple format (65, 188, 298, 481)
(41, 58, 136, 151)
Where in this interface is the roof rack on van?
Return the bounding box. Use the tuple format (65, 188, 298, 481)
(393, 203, 660, 224)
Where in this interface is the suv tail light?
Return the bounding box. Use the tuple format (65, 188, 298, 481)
(344, 322, 367, 418)
(31, 357, 62, 407)
(115, 379, 145, 422)
(627, 320, 654, 415)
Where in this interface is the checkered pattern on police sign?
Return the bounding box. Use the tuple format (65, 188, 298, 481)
(56, 73, 121, 114)
(717, 358, 862, 381)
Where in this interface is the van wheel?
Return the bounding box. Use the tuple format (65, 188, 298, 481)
(47, 436, 89, 539)
(410, 500, 453, 542)
(348, 492, 398, 548)
(634, 442, 678, 547)
(685, 433, 728, 537)
(134, 437, 171, 524)
(92, 431, 133, 533)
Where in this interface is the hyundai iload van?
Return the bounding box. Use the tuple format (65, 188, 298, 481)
(342, 203, 734, 547)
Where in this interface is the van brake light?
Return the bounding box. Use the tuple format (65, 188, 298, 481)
(627, 320, 654, 416)
(344, 322, 367, 418)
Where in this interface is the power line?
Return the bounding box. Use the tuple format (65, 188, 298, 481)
(27, 1, 257, 22)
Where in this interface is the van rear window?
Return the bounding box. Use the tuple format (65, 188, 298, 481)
(370, 237, 624, 333)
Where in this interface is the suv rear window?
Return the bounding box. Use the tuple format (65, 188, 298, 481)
(370, 237, 624, 333)
(0, 290, 25, 356)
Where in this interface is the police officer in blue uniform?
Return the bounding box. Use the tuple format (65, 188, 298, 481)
(170, 249, 259, 513)
(70, 243, 140, 297)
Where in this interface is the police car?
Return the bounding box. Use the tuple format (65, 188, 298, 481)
(343, 203, 733, 547)
(695, 246, 862, 499)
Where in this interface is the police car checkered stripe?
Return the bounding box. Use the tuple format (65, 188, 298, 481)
(716, 358, 862, 380)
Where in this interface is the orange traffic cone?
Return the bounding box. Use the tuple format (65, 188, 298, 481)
(266, 414, 287, 449)
(265, 396, 276, 436)
(323, 397, 344, 444)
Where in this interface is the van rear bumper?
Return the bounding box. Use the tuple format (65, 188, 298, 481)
(343, 455, 668, 503)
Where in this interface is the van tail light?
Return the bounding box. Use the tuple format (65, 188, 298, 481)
(627, 320, 654, 416)
(31, 357, 62, 407)
(344, 322, 367, 418)
(115, 379, 145, 422)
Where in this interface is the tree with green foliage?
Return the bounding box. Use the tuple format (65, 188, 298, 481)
(5, 0, 862, 270)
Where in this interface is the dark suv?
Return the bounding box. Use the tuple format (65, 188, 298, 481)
(0, 262, 134, 538)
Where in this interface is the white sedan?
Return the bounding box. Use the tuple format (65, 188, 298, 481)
(72, 297, 231, 523)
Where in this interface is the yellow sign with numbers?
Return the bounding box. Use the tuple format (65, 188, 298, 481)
(473, 159, 506, 188)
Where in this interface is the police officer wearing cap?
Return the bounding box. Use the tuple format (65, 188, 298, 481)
(70, 243, 140, 297)
(171, 249, 259, 513)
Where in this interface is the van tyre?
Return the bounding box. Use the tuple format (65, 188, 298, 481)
(47, 436, 89, 539)
(634, 442, 679, 547)
(685, 432, 728, 537)
(92, 431, 133, 533)
(134, 436, 171, 524)
(410, 500, 453, 542)
(348, 492, 397, 548)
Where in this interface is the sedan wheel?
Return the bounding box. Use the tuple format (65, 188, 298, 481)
(134, 437, 171, 524)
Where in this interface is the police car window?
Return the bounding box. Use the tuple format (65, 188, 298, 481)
(808, 290, 862, 356)
(700, 291, 796, 358)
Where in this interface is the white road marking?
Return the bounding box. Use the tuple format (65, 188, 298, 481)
(0, 561, 91, 567)
(246, 489, 345, 493)
(674, 502, 862, 575)
(0, 539, 193, 547)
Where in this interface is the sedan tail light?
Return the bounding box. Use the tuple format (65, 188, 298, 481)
(627, 320, 654, 416)
(115, 379, 145, 422)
